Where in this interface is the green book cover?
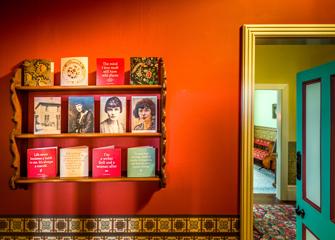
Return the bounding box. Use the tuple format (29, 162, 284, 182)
(127, 146, 156, 177)
(130, 57, 159, 85)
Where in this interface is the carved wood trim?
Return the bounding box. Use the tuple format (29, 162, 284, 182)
(160, 58, 167, 188)
(10, 69, 22, 189)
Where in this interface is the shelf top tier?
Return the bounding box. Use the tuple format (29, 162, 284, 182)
(15, 133, 161, 138)
(15, 85, 162, 91)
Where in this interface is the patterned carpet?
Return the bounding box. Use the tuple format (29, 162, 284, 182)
(254, 204, 296, 239)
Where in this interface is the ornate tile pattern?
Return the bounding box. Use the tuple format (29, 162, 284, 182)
(0, 216, 239, 239)
(0, 238, 239, 240)
(288, 141, 297, 185)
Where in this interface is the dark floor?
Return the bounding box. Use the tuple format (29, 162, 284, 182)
(254, 193, 296, 205)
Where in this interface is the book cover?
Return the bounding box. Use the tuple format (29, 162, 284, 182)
(34, 97, 61, 134)
(130, 57, 159, 85)
(27, 146, 58, 178)
(23, 59, 54, 86)
(96, 58, 124, 85)
(131, 96, 157, 133)
(92, 146, 121, 177)
(60, 146, 89, 177)
(68, 96, 94, 133)
(100, 96, 126, 133)
(61, 57, 88, 86)
(127, 146, 156, 177)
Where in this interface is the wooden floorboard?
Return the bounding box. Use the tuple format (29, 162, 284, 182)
(254, 193, 296, 205)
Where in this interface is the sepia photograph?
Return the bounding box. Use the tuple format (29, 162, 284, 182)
(100, 96, 126, 133)
(131, 96, 157, 133)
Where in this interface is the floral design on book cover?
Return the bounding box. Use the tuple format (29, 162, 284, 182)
(61, 57, 88, 86)
(130, 57, 159, 85)
(23, 59, 54, 86)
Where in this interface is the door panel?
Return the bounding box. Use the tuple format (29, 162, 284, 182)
(304, 225, 320, 240)
(303, 80, 321, 210)
(297, 61, 335, 239)
(331, 75, 335, 223)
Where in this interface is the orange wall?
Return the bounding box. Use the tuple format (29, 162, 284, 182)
(0, 0, 334, 215)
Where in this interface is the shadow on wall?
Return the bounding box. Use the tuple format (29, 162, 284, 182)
(2, 64, 160, 214)
(27, 182, 160, 214)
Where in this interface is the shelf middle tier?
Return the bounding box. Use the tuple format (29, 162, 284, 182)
(15, 133, 162, 138)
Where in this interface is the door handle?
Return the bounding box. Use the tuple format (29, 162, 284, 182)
(295, 205, 305, 218)
(296, 151, 301, 180)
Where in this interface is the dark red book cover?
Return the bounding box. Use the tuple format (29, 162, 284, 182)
(27, 147, 58, 178)
(92, 146, 121, 177)
(96, 58, 124, 85)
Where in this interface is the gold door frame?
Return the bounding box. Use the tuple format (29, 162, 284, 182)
(241, 24, 335, 240)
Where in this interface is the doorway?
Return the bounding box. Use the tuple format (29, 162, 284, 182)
(240, 24, 335, 240)
(253, 89, 278, 195)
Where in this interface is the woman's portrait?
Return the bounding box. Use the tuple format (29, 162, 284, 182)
(68, 96, 94, 133)
(131, 96, 157, 133)
(100, 96, 126, 133)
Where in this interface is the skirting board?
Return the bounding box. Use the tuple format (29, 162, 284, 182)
(287, 185, 296, 201)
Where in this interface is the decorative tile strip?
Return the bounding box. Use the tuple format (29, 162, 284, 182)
(0, 237, 239, 240)
(0, 237, 240, 240)
(0, 216, 239, 239)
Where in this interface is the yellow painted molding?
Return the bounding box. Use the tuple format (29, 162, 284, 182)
(240, 24, 335, 240)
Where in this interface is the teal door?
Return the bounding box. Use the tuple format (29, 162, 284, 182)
(296, 61, 335, 239)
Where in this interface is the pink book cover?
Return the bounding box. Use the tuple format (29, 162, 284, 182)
(92, 146, 121, 177)
(96, 58, 124, 85)
(27, 147, 58, 178)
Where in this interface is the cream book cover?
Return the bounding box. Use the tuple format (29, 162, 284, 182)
(60, 146, 89, 177)
(34, 97, 61, 134)
(61, 57, 88, 86)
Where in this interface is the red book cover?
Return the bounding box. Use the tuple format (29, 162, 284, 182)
(96, 58, 124, 85)
(92, 146, 121, 177)
(27, 147, 58, 178)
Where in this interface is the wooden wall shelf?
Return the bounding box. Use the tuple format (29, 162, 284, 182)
(10, 59, 167, 189)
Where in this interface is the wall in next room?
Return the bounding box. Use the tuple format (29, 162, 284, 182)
(254, 90, 278, 129)
(256, 44, 335, 185)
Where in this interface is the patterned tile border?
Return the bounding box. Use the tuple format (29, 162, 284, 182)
(0, 237, 239, 240)
(0, 216, 239, 239)
(288, 141, 297, 185)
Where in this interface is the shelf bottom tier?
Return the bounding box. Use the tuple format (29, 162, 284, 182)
(15, 176, 161, 184)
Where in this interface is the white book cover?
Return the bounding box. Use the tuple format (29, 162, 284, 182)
(131, 96, 157, 133)
(60, 146, 89, 177)
(34, 97, 61, 134)
(100, 96, 126, 133)
(61, 57, 88, 86)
